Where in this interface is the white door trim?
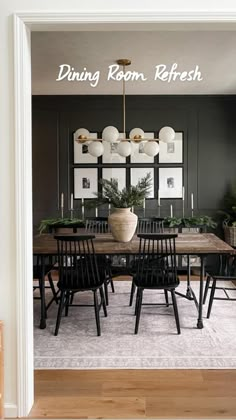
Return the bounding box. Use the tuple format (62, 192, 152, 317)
(13, 9, 236, 418)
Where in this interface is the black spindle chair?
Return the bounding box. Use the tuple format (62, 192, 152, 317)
(85, 217, 115, 305)
(129, 218, 165, 306)
(33, 255, 59, 311)
(205, 254, 236, 318)
(137, 217, 164, 234)
(133, 233, 181, 334)
(54, 235, 107, 336)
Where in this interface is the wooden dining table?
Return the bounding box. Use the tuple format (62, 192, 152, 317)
(33, 232, 234, 331)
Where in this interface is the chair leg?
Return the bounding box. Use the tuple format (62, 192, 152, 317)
(134, 288, 143, 334)
(99, 287, 107, 317)
(54, 290, 65, 336)
(110, 278, 115, 293)
(48, 271, 58, 304)
(203, 276, 211, 304)
(129, 280, 136, 306)
(94, 290, 101, 336)
(171, 289, 181, 334)
(70, 292, 74, 305)
(65, 291, 70, 317)
(207, 279, 217, 319)
(164, 289, 169, 307)
(104, 281, 109, 306)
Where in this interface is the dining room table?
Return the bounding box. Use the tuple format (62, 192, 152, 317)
(33, 231, 235, 331)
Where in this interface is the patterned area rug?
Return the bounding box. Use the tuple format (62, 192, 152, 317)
(34, 280, 236, 369)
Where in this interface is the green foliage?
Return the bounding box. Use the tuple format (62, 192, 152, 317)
(38, 217, 83, 234)
(89, 173, 152, 209)
(164, 215, 217, 228)
(219, 182, 236, 226)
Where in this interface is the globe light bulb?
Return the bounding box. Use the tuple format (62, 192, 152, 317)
(88, 141, 104, 157)
(159, 126, 175, 143)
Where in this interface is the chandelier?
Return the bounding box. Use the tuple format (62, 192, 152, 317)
(75, 59, 175, 157)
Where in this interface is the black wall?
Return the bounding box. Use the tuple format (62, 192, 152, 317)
(32, 95, 236, 227)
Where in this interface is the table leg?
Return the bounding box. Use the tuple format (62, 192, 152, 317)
(39, 255, 47, 329)
(197, 255, 205, 329)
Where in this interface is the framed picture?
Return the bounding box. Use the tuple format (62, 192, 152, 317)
(73, 132, 98, 164)
(159, 132, 183, 163)
(130, 132, 155, 163)
(130, 167, 154, 198)
(102, 168, 126, 191)
(159, 167, 183, 198)
(74, 168, 97, 198)
(102, 133, 126, 164)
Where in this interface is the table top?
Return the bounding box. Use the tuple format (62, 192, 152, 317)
(33, 232, 235, 256)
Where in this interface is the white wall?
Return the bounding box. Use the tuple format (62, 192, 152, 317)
(1, 0, 236, 416)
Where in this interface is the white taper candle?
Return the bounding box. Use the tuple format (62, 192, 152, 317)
(170, 204, 173, 218)
(61, 192, 64, 208)
(158, 189, 161, 206)
(81, 198, 84, 218)
(70, 193, 73, 210)
(191, 193, 194, 210)
(182, 186, 185, 201)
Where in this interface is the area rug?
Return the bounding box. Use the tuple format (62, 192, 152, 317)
(34, 280, 236, 369)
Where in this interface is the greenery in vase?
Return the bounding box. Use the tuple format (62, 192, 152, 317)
(164, 215, 217, 229)
(38, 217, 84, 234)
(89, 173, 152, 209)
(218, 182, 236, 227)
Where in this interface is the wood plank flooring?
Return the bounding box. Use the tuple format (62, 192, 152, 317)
(29, 369, 236, 418)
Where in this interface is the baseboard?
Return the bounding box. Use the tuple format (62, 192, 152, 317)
(4, 403, 17, 418)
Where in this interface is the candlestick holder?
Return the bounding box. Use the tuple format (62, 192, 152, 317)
(182, 202, 185, 218)
(70, 209, 74, 219)
(60, 208, 64, 219)
(191, 210, 194, 217)
(157, 205, 161, 217)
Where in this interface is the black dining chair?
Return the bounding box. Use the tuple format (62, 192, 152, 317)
(129, 217, 166, 307)
(54, 235, 107, 336)
(132, 233, 181, 334)
(204, 254, 236, 318)
(85, 217, 115, 305)
(136, 217, 165, 234)
(33, 255, 59, 311)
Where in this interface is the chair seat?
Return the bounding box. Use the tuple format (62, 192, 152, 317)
(133, 273, 179, 289)
(57, 278, 104, 291)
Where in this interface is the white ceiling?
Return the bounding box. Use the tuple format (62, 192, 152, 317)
(31, 30, 236, 94)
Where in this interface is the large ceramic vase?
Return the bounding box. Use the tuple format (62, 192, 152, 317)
(108, 208, 138, 242)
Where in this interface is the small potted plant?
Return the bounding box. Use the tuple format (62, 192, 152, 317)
(219, 183, 236, 246)
(164, 215, 216, 231)
(38, 217, 84, 234)
(91, 173, 152, 242)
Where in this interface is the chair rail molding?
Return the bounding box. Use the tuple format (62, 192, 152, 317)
(13, 9, 236, 418)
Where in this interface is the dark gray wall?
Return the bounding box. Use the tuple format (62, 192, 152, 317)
(32, 95, 236, 227)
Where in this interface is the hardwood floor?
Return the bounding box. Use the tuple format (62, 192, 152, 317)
(29, 369, 236, 418)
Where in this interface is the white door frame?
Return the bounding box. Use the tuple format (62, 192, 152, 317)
(14, 10, 236, 417)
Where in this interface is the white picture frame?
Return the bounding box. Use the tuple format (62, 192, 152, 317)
(73, 131, 98, 164)
(103, 168, 126, 191)
(130, 132, 155, 163)
(159, 132, 183, 163)
(130, 167, 154, 198)
(102, 133, 126, 164)
(159, 167, 183, 198)
(74, 168, 97, 199)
